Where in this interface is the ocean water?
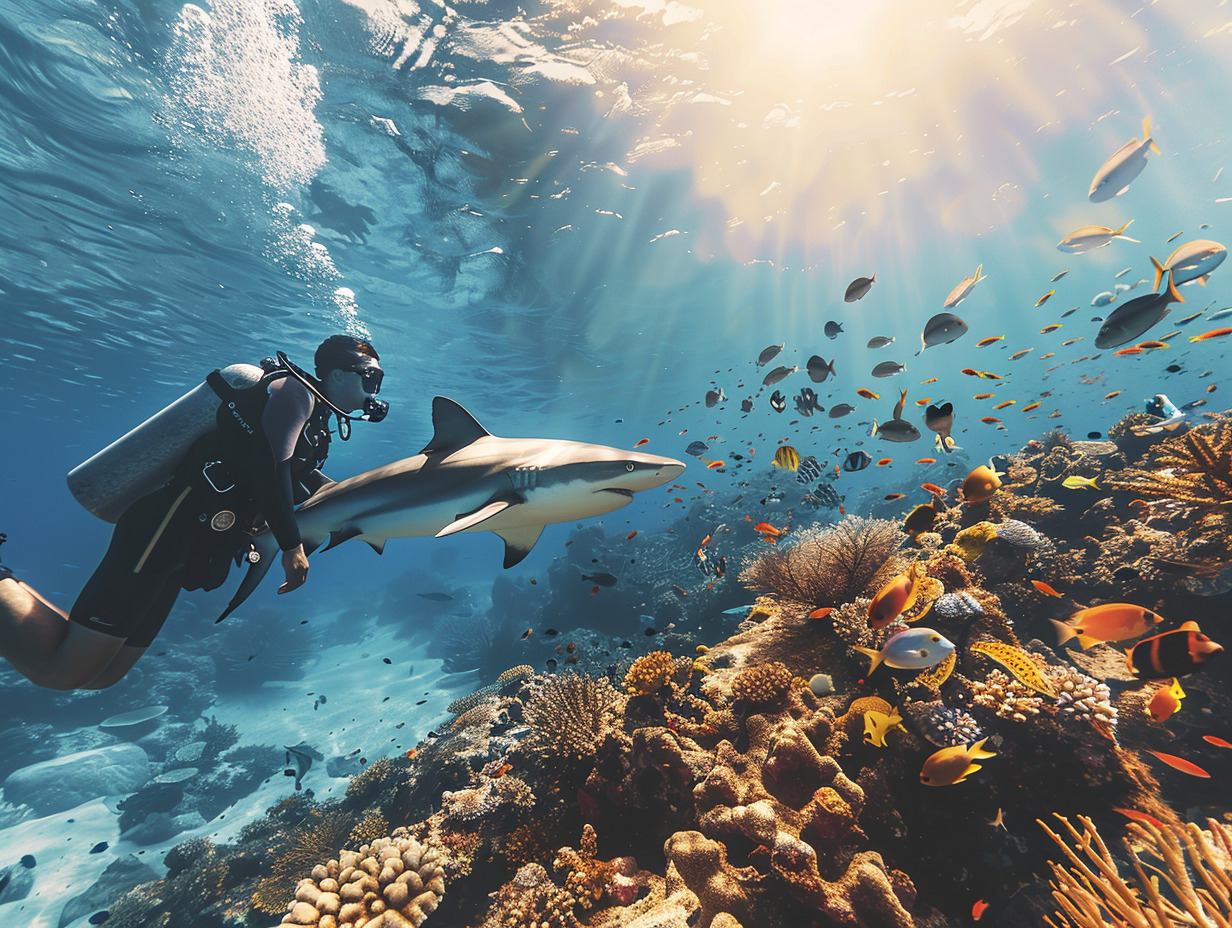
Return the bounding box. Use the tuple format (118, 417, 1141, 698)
(2, 1, 1232, 926)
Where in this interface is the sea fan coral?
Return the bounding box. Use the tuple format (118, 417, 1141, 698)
(1039, 813, 1232, 928)
(739, 517, 905, 606)
(254, 811, 357, 915)
(523, 674, 623, 762)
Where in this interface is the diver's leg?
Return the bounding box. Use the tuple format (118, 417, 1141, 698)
(0, 576, 77, 679)
(79, 573, 182, 690)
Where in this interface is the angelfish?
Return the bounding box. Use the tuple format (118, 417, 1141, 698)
(924, 402, 956, 453)
(1088, 117, 1161, 202)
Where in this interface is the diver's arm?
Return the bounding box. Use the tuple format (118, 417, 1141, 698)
(260, 378, 314, 592)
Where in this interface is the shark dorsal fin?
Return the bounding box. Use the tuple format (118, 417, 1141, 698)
(419, 396, 491, 455)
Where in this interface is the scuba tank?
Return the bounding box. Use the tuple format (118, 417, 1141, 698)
(67, 364, 265, 523)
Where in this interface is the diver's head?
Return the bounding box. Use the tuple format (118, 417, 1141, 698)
(315, 334, 388, 420)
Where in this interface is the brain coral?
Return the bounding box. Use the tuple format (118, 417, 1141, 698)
(278, 828, 446, 928)
(731, 662, 793, 707)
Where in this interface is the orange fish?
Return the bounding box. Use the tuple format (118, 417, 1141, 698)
(980, 416, 1002, 424)
(1147, 678, 1185, 723)
(972, 900, 990, 921)
(976, 336, 1004, 347)
(884, 493, 906, 500)
(672, 584, 688, 597)
(1113, 808, 1166, 829)
(1039, 352, 1055, 359)
(916, 458, 937, 465)
(1009, 348, 1033, 360)
(868, 564, 924, 630)
(962, 465, 1002, 503)
(1036, 290, 1055, 307)
(522, 627, 533, 639)
(626, 530, 638, 539)
(754, 522, 782, 536)
(706, 460, 724, 469)
(1190, 327, 1232, 342)
(590, 586, 600, 595)
(700, 534, 711, 546)
(921, 377, 939, 384)
(1202, 735, 1232, 749)
(404, 748, 418, 760)
(1113, 347, 1143, 356)
(1104, 390, 1123, 399)
(876, 458, 892, 466)
(1030, 579, 1063, 598)
(1208, 383, 1218, 393)
(808, 607, 834, 620)
(1022, 401, 1041, 412)
(1052, 603, 1163, 649)
(634, 439, 650, 447)
(973, 393, 995, 399)
(915, 398, 932, 406)
(1135, 340, 1168, 350)
(1041, 324, 1062, 333)
(961, 368, 979, 376)
(921, 482, 945, 495)
(993, 401, 1014, 410)
(857, 388, 880, 400)
(1146, 750, 1210, 778)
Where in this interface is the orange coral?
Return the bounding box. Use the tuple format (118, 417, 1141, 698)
(731, 662, 793, 707)
(623, 651, 680, 696)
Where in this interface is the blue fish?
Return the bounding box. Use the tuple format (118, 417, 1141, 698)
(685, 441, 710, 457)
(825, 320, 844, 339)
(854, 627, 956, 674)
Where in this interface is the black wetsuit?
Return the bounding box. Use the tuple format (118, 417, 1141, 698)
(70, 371, 332, 648)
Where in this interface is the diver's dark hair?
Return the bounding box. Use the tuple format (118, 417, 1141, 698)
(314, 334, 380, 380)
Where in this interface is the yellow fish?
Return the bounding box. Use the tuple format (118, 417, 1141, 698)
(971, 641, 1057, 698)
(772, 445, 800, 471)
(1062, 475, 1099, 490)
(920, 737, 997, 786)
(1040, 323, 1062, 334)
(1036, 290, 1055, 307)
(915, 651, 956, 689)
(863, 707, 906, 747)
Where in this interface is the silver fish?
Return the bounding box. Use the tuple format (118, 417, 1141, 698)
(866, 336, 895, 349)
(871, 361, 906, 378)
(757, 343, 784, 366)
(829, 403, 855, 418)
(1094, 278, 1185, 348)
(917, 313, 968, 355)
(763, 365, 797, 386)
(845, 273, 876, 302)
(1091, 291, 1116, 307)
(872, 418, 921, 442)
(1150, 240, 1226, 290)
(943, 264, 984, 308)
(1058, 220, 1139, 254)
(1089, 117, 1160, 202)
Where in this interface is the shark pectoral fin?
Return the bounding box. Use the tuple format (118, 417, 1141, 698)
(366, 539, 386, 555)
(495, 525, 545, 568)
(436, 493, 524, 538)
(323, 526, 363, 552)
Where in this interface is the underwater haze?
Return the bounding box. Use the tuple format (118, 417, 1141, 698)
(4, 1, 1232, 926)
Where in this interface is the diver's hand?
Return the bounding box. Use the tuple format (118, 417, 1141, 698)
(278, 545, 309, 594)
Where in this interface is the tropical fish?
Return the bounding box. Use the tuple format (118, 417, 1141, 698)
(903, 500, 942, 535)
(1089, 117, 1160, 201)
(854, 626, 955, 674)
(1176, 310, 1206, 325)
(1202, 735, 1232, 749)
(763, 365, 798, 386)
(741, 398, 753, 412)
(868, 564, 924, 630)
(1057, 220, 1140, 254)
(915, 652, 956, 688)
(973, 900, 990, 922)
(843, 450, 872, 472)
(754, 522, 782, 537)
(769, 390, 786, 412)
(845, 273, 876, 302)
(1150, 240, 1226, 290)
(1114, 808, 1167, 828)
(943, 264, 985, 308)
(971, 641, 1057, 697)
(794, 387, 822, 416)
(1147, 678, 1185, 723)
(825, 321, 844, 339)
(1189, 327, 1232, 343)
(1062, 475, 1099, 490)
(1009, 348, 1033, 360)
(961, 465, 1001, 503)
(706, 460, 725, 469)
(1145, 750, 1210, 778)
(1040, 323, 1062, 334)
(808, 607, 834, 620)
(919, 737, 997, 786)
(795, 455, 823, 484)
(1052, 603, 1164, 649)
(757, 343, 784, 365)
(1208, 307, 1232, 322)
(1127, 621, 1224, 678)
(863, 707, 906, 747)
(772, 445, 800, 471)
(1095, 278, 1185, 348)
(871, 418, 922, 442)
(705, 388, 726, 408)
(993, 401, 1015, 409)
(916, 457, 937, 465)
(1092, 291, 1116, 307)
(581, 571, 617, 587)
(1036, 290, 1055, 307)
(867, 336, 895, 349)
(829, 403, 855, 418)
(856, 388, 880, 400)
(685, 441, 710, 457)
(976, 336, 1004, 347)
(1030, 579, 1063, 598)
(918, 312, 969, 354)
(807, 355, 836, 382)
(980, 417, 1001, 424)
(876, 458, 892, 466)
(872, 361, 906, 378)
(634, 438, 650, 447)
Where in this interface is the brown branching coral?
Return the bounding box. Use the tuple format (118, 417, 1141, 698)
(523, 673, 623, 762)
(1039, 813, 1232, 928)
(346, 757, 394, 800)
(254, 811, 357, 915)
(1106, 418, 1232, 553)
(739, 517, 905, 606)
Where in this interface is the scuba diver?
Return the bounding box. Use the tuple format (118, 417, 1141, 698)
(0, 335, 388, 691)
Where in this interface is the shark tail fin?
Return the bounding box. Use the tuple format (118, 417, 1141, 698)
(1150, 255, 1166, 292)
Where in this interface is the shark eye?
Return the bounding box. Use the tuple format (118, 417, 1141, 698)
(625, 463, 635, 471)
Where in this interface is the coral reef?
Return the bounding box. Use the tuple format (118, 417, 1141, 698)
(524, 673, 623, 763)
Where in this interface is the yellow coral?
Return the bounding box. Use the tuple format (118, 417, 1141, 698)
(497, 664, 535, 684)
(624, 651, 679, 695)
(946, 522, 998, 561)
(732, 661, 793, 706)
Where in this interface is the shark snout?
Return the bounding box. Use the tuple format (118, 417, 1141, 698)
(624, 456, 685, 491)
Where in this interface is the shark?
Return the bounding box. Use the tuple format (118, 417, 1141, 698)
(216, 396, 685, 621)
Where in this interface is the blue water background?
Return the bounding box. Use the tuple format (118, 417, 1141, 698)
(2, 0, 1231, 637)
